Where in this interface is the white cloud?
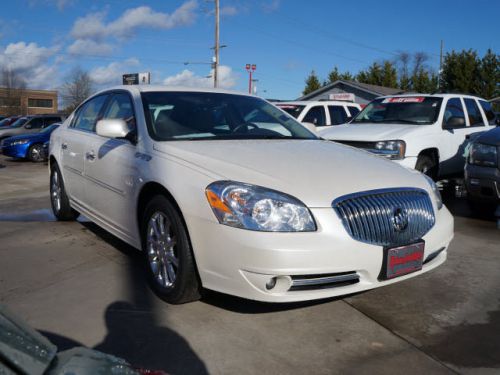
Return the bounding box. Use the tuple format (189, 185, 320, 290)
(0, 41, 61, 88)
(89, 58, 140, 85)
(67, 39, 114, 56)
(220, 6, 238, 16)
(262, 0, 280, 13)
(163, 65, 237, 89)
(71, 1, 198, 41)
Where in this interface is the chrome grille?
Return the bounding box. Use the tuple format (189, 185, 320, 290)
(332, 188, 435, 247)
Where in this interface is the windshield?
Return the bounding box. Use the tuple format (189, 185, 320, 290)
(141, 92, 317, 141)
(0, 119, 9, 127)
(276, 104, 306, 119)
(41, 124, 60, 133)
(10, 117, 29, 128)
(352, 97, 443, 125)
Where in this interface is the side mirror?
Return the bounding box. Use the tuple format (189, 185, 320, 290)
(301, 122, 318, 133)
(96, 119, 129, 139)
(24, 124, 32, 129)
(444, 116, 465, 129)
(495, 117, 500, 126)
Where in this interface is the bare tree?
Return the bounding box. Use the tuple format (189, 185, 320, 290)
(395, 52, 411, 90)
(412, 52, 429, 77)
(60, 67, 94, 114)
(1, 68, 27, 116)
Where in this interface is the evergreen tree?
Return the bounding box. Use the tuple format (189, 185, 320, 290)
(381, 61, 398, 88)
(303, 70, 322, 95)
(440, 49, 480, 95)
(478, 49, 499, 99)
(326, 66, 341, 84)
(340, 71, 354, 81)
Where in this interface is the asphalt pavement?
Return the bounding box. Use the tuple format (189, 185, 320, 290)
(1, 155, 499, 375)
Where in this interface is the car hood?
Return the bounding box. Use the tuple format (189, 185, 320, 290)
(319, 123, 426, 141)
(153, 139, 430, 208)
(476, 127, 500, 147)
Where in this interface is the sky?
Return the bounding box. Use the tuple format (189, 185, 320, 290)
(0, 0, 498, 100)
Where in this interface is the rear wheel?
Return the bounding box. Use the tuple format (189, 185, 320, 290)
(50, 163, 79, 221)
(416, 154, 438, 180)
(142, 195, 201, 304)
(28, 143, 44, 162)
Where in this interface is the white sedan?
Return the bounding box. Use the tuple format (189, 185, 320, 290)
(49, 86, 454, 304)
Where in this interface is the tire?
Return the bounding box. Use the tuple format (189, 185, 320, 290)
(28, 143, 44, 162)
(466, 197, 496, 218)
(50, 163, 79, 221)
(142, 195, 201, 304)
(415, 154, 438, 180)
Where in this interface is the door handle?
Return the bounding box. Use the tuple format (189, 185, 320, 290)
(61, 143, 68, 150)
(86, 151, 96, 161)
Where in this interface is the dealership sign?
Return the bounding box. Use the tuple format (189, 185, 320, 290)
(329, 93, 355, 102)
(123, 72, 151, 85)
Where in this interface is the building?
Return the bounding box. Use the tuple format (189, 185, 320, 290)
(0, 87, 58, 117)
(298, 79, 405, 105)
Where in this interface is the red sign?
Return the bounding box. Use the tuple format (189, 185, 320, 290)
(251, 64, 256, 71)
(245, 64, 250, 70)
(383, 97, 425, 103)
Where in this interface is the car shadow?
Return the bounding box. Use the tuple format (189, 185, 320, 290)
(79, 222, 208, 374)
(441, 187, 498, 222)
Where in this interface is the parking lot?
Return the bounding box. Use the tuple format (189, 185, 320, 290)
(0, 154, 499, 375)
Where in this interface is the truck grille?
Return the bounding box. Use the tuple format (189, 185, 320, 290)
(332, 188, 435, 247)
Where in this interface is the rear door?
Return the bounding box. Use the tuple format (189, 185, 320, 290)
(60, 94, 109, 205)
(327, 105, 349, 126)
(440, 97, 484, 175)
(84, 91, 139, 238)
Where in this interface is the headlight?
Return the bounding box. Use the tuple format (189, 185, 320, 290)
(205, 181, 316, 232)
(11, 139, 29, 146)
(373, 140, 406, 160)
(469, 142, 498, 167)
(423, 175, 443, 210)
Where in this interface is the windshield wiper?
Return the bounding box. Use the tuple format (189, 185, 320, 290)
(373, 118, 423, 124)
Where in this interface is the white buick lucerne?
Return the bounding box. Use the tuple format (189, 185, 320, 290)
(49, 86, 454, 304)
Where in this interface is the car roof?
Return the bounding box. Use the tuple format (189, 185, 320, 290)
(277, 100, 359, 106)
(376, 93, 487, 100)
(94, 85, 254, 97)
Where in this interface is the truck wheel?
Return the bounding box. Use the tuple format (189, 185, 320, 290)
(50, 163, 79, 221)
(142, 195, 201, 304)
(28, 144, 44, 162)
(416, 155, 438, 180)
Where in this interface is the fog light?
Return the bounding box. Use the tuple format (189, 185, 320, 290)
(265, 277, 277, 290)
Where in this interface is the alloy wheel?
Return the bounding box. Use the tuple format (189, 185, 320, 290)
(146, 212, 179, 288)
(51, 170, 62, 213)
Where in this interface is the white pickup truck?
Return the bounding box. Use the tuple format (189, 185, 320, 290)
(320, 94, 498, 179)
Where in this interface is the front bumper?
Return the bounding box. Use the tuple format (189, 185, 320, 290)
(188, 205, 454, 302)
(1, 144, 29, 159)
(464, 163, 500, 201)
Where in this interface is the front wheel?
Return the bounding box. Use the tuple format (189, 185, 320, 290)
(142, 195, 201, 304)
(28, 143, 44, 162)
(50, 163, 79, 221)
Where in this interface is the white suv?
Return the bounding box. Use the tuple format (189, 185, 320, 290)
(320, 94, 497, 179)
(49, 86, 453, 304)
(276, 100, 361, 130)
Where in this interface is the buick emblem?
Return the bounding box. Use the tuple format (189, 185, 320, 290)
(393, 208, 408, 232)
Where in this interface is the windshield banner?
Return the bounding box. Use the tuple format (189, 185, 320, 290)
(382, 97, 425, 103)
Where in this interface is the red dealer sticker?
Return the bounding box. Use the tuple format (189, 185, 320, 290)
(382, 97, 425, 103)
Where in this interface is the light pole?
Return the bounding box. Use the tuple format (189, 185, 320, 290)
(245, 64, 256, 94)
(213, 0, 220, 88)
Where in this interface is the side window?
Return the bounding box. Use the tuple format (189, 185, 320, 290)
(72, 95, 108, 132)
(464, 98, 484, 127)
(102, 93, 136, 132)
(347, 106, 360, 118)
(328, 106, 348, 125)
(27, 117, 44, 129)
(479, 100, 496, 125)
(44, 117, 61, 126)
(303, 106, 326, 126)
(443, 98, 466, 128)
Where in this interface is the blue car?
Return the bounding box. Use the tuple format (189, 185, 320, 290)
(1, 124, 59, 162)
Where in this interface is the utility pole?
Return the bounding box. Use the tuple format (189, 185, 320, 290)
(438, 40, 443, 91)
(213, 0, 220, 88)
